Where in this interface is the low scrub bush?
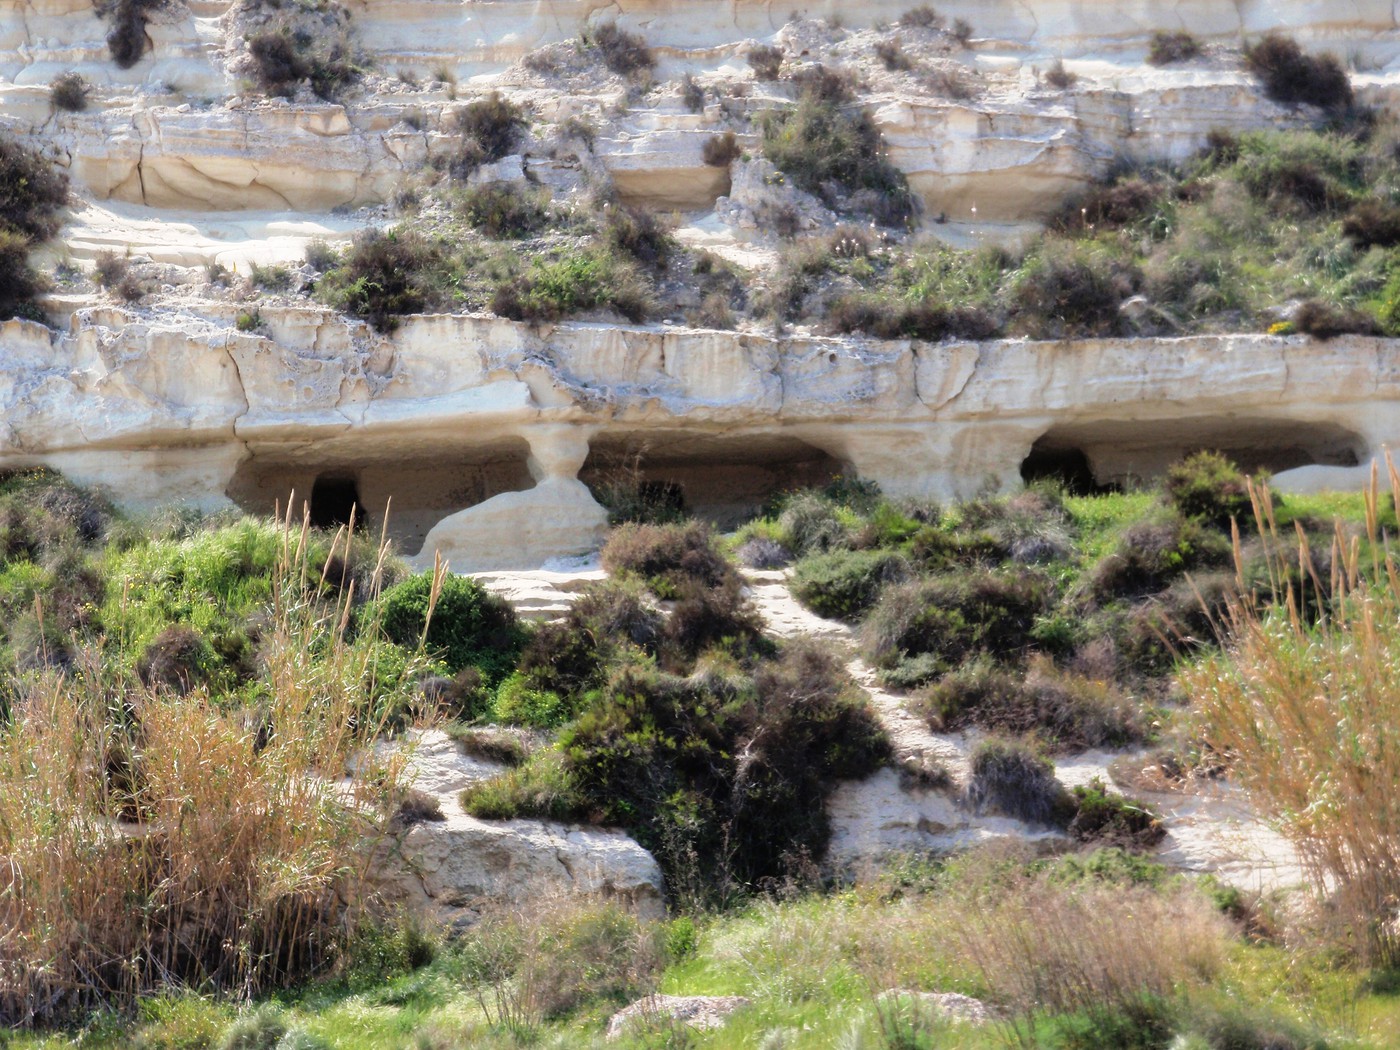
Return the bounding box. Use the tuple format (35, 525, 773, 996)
(136, 624, 217, 694)
(917, 656, 1142, 750)
(582, 22, 654, 78)
(962, 736, 1072, 825)
(1011, 241, 1139, 338)
(453, 92, 526, 176)
(1146, 30, 1202, 66)
(861, 569, 1050, 672)
(735, 536, 791, 569)
(1245, 33, 1352, 110)
(375, 571, 523, 683)
(448, 726, 529, 766)
(1293, 297, 1380, 339)
(790, 547, 909, 621)
(559, 640, 887, 894)
(702, 130, 741, 167)
(491, 246, 652, 323)
(0, 134, 70, 242)
(315, 229, 443, 332)
(761, 94, 915, 226)
(601, 521, 731, 594)
(97, 0, 181, 70)
(875, 39, 912, 72)
(50, 72, 90, 112)
(0, 228, 45, 322)
(458, 183, 550, 239)
(1163, 450, 1250, 528)
(1060, 177, 1165, 231)
(1088, 509, 1227, 601)
(1067, 777, 1166, 849)
(1044, 59, 1077, 89)
(661, 576, 767, 666)
(1342, 198, 1400, 248)
(828, 295, 1000, 341)
(602, 203, 673, 270)
(747, 44, 783, 81)
(461, 748, 583, 822)
(777, 490, 855, 554)
(901, 5, 941, 28)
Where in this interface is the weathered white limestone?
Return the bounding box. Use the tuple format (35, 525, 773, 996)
(2, 306, 1396, 568)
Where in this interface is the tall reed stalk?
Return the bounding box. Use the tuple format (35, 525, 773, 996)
(1184, 457, 1400, 964)
(0, 504, 425, 1024)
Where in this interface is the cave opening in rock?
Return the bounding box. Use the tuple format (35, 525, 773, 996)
(308, 475, 361, 530)
(1021, 417, 1366, 490)
(226, 437, 535, 557)
(580, 430, 848, 527)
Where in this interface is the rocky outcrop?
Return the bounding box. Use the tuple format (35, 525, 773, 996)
(606, 995, 752, 1041)
(368, 731, 666, 921)
(2, 304, 1393, 567)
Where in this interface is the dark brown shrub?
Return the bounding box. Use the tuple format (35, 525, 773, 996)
(1011, 247, 1138, 338)
(829, 295, 1000, 341)
(602, 204, 673, 269)
(114, 272, 145, 302)
(680, 73, 704, 113)
(900, 5, 942, 28)
(453, 92, 526, 177)
(248, 30, 307, 94)
(601, 521, 730, 592)
(789, 63, 856, 104)
(1044, 59, 1077, 90)
(963, 737, 1072, 826)
(98, 0, 180, 70)
(458, 183, 549, 238)
(0, 228, 44, 321)
(450, 727, 529, 767)
(137, 625, 214, 694)
(1245, 33, 1352, 110)
(1088, 510, 1228, 601)
(951, 18, 974, 45)
(662, 577, 766, 665)
(1293, 298, 1380, 340)
(93, 250, 129, 289)
(1342, 198, 1400, 248)
(1062, 178, 1164, 231)
(875, 39, 912, 72)
(747, 44, 784, 81)
(50, 72, 90, 112)
(317, 229, 442, 332)
(1146, 30, 1202, 67)
(702, 131, 741, 167)
(0, 135, 70, 242)
(1067, 778, 1166, 849)
(584, 22, 654, 77)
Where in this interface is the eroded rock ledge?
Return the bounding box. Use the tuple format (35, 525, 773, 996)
(2, 308, 1393, 569)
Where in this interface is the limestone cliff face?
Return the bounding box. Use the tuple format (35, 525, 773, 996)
(2, 306, 1389, 568)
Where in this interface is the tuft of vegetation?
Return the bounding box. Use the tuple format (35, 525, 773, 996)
(453, 92, 526, 177)
(1245, 33, 1352, 110)
(761, 88, 916, 226)
(963, 737, 1071, 825)
(457, 183, 550, 239)
(1146, 30, 1202, 66)
(375, 571, 524, 684)
(900, 6, 942, 28)
(1044, 58, 1077, 89)
(96, 0, 182, 70)
(790, 548, 909, 621)
(314, 229, 444, 333)
(1294, 297, 1380, 339)
(1163, 450, 1250, 528)
(747, 44, 783, 81)
(0, 136, 70, 243)
(581, 22, 654, 78)
(49, 72, 90, 112)
(702, 130, 741, 167)
(491, 245, 652, 324)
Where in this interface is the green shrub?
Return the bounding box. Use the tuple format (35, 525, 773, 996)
(560, 640, 887, 893)
(761, 93, 915, 226)
(490, 246, 652, 323)
(1245, 33, 1352, 110)
(1146, 30, 1202, 66)
(601, 203, 673, 270)
(1087, 509, 1227, 601)
(790, 548, 909, 621)
(917, 656, 1142, 750)
(494, 671, 571, 727)
(582, 22, 655, 77)
(458, 183, 550, 238)
(1163, 451, 1250, 527)
(50, 71, 90, 112)
(460, 747, 583, 821)
(861, 569, 1050, 671)
(1067, 777, 1166, 849)
(375, 572, 523, 682)
(316, 229, 443, 332)
(777, 491, 853, 554)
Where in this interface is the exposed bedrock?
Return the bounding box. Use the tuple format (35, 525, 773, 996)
(2, 309, 1395, 569)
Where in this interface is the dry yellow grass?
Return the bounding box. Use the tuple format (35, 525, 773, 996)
(1185, 457, 1400, 964)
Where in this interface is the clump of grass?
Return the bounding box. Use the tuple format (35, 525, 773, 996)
(1146, 30, 1202, 66)
(1044, 58, 1077, 89)
(1185, 464, 1400, 964)
(702, 131, 741, 167)
(1293, 297, 1380, 339)
(314, 229, 445, 332)
(96, 0, 182, 70)
(490, 245, 652, 324)
(900, 6, 942, 28)
(457, 183, 550, 239)
(790, 547, 909, 621)
(962, 736, 1071, 825)
(1244, 33, 1352, 110)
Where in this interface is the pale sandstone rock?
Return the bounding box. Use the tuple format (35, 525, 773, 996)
(605, 995, 751, 1041)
